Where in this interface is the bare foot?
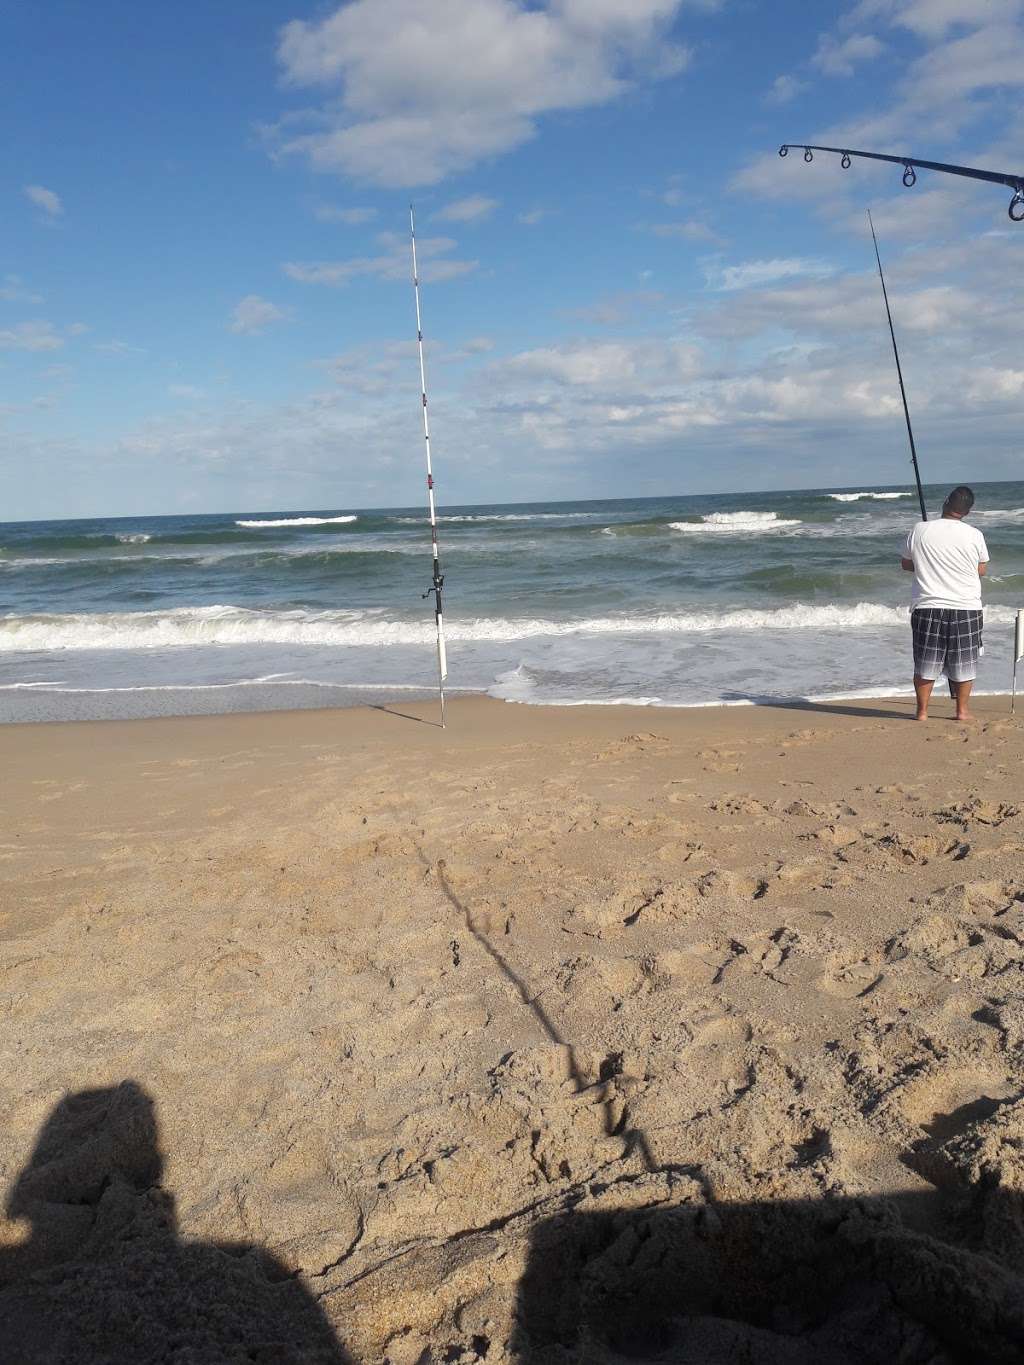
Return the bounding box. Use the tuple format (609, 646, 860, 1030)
(955, 710, 973, 723)
(915, 710, 928, 721)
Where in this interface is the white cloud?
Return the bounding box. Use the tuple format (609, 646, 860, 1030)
(314, 204, 378, 224)
(10, 230, 1024, 515)
(168, 384, 206, 400)
(765, 74, 806, 104)
(94, 339, 147, 355)
(906, 19, 1024, 104)
(570, 290, 665, 324)
(460, 336, 496, 354)
(734, 0, 1024, 226)
(649, 218, 719, 242)
(230, 294, 289, 334)
(708, 258, 836, 291)
(518, 207, 554, 226)
(503, 338, 702, 388)
(851, 0, 1024, 40)
(24, 185, 64, 218)
(284, 232, 477, 286)
(0, 274, 43, 304)
(0, 320, 64, 352)
(659, 173, 686, 205)
(812, 32, 885, 75)
(434, 195, 499, 223)
(272, 0, 691, 186)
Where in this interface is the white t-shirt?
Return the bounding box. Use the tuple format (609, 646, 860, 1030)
(904, 518, 989, 610)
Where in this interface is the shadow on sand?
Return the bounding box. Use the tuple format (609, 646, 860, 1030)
(3, 1081, 1024, 1361)
(0, 1082, 351, 1364)
(720, 690, 919, 722)
(512, 1183, 1024, 1363)
(369, 703, 443, 727)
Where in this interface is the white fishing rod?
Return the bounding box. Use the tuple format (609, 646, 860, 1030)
(409, 205, 448, 728)
(1012, 611, 1023, 716)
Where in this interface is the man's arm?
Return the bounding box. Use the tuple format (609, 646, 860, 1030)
(979, 561, 988, 577)
(901, 557, 914, 571)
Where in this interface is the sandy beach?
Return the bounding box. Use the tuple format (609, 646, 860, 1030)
(2, 694, 1023, 1362)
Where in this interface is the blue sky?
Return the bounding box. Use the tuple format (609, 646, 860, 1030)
(3, 0, 1023, 519)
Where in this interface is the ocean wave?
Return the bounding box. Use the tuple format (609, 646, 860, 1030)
(5, 600, 1013, 653)
(235, 515, 358, 528)
(827, 492, 911, 502)
(115, 532, 152, 543)
(0, 556, 78, 569)
(669, 511, 802, 533)
(0, 532, 159, 553)
(392, 512, 596, 524)
(972, 507, 1024, 523)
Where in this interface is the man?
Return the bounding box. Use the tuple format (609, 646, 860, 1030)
(901, 485, 989, 722)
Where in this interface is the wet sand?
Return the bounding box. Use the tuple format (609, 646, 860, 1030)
(1, 695, 1023, 1362)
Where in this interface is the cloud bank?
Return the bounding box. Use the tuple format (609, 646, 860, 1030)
(272, 0, 692, 186)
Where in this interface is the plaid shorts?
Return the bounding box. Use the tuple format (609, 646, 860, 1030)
(911, 608, 983, 682)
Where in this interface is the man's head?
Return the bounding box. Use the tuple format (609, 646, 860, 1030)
(943, 485, 975, 518)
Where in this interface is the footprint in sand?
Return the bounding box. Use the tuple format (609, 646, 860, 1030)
(869, 831, 970, 866)
(934, 798, 1020, 829)
(818, 957, 884, 1000)
(697, 869, 770, 902)
(897, 1065, 1017, 1141)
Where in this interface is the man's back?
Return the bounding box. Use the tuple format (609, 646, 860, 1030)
(905, 518, 988, 610)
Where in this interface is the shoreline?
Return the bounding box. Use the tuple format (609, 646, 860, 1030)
(0, 678, 1016, 726)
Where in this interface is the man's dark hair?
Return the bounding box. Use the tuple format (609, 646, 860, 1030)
(944, 485, 975, 516)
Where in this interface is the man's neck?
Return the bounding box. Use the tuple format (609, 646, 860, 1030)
(942, 511, 963, 520)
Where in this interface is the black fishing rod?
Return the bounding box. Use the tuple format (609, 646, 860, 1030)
(779, 143, 1024, 221)
(867, 210, 927, 521)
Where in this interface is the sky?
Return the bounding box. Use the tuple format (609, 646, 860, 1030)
(2, 0, 1024, 520)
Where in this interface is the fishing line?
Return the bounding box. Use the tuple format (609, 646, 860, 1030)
(868, 210, 927, 521)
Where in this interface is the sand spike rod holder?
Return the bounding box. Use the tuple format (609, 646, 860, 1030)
(409, 205, 449, 729)
(1013, 612, 1024, 716)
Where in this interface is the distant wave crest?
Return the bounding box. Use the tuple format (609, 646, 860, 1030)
(828, 492, 911, 502)
(392, 513, 595, 524)
(973, 507, 1024, 523)
(235, 515, 358, 528)
(669, 511, 802, 533)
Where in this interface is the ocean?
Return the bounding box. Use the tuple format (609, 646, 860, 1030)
(2, 482, 1023, 722)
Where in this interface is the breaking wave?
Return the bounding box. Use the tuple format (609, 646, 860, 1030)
(5, 600, 1015, 653)
(973, 507, 1024, 524)
(235, 515, 359, 528)
(828, 492, 912, 502)
(669, 511, 802, 533)
(393, 513, 596, 523)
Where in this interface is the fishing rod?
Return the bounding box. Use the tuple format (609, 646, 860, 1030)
(409, 205, 448, 728)
(867, 210, 927, 522)
(779, 144, 1024, 221)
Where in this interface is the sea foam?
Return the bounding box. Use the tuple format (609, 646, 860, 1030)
(6, 599, 1011, 654)
(669, 511, 802, 533)
(828, 492, 911, 502)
